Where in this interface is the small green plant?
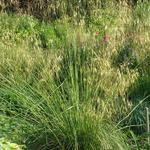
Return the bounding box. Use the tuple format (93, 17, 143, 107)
(0, 138, 24, 150)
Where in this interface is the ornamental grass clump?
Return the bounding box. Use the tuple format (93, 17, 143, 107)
(0, 45, 130, 150)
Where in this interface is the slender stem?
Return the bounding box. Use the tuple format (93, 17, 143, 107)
(146, 107, 150, 145)
(116, 95, 150, 127)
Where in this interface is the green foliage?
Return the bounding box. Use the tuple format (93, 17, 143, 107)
(0, 1, 150, 150)
(0, 138, 24, 150)
(0, 45, 130, 149)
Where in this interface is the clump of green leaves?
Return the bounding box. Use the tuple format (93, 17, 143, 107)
(0, 138, 24, 150)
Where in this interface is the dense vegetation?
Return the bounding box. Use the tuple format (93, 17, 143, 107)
(0, 0, 150, 149)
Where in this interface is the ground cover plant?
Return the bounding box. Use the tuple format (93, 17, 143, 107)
(0, 0, 150, 149)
